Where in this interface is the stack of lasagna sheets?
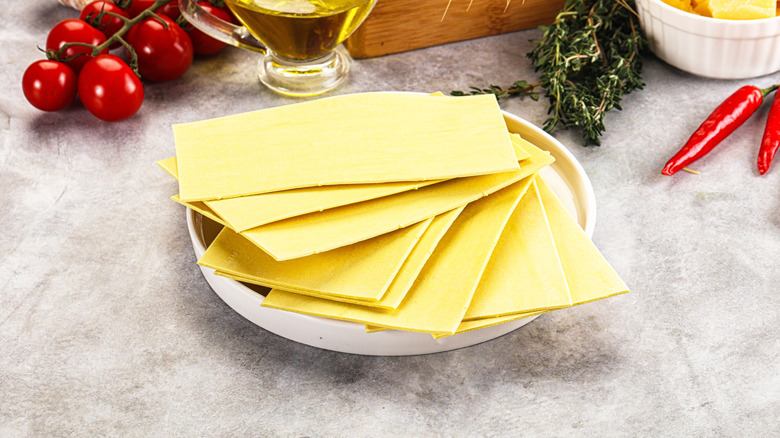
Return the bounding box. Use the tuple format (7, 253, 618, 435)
(159, 93, 628, 338)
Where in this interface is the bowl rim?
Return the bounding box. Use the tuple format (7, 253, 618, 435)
(642, 0, 780, 25)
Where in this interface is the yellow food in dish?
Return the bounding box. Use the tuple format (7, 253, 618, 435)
(693, 0, 713, 17)
(199, 217, 433, 303)
(207, 207, 463, 309)
(237, 141, 552, 261)
(662, 0, 776, 19)
(461, 180, 571, 322)
(662, 0, 693, 12)
(173, 93, 519, 202)
(710, 0, 775, 18)
(161, 92, 630, 338)
(261, 176, 535, 335)
(158, 132, 532, 232)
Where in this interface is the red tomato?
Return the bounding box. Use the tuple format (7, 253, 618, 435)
(46, 19, 108, 73)
(79, 1, 129, 49)
(78, 55, 144, 122)
(223, 6, 238, 24)
(157, 1, 181, 20)
(22, 60, 78, 112)
(126, 15, 193, 82)
(120, 0, 157, 18)
(188, 2, 230, 56)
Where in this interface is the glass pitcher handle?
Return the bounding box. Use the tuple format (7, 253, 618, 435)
(179, 0, 267, 54)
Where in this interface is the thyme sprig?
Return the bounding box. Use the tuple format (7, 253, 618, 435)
(453, 0, 646, 146)
(451, 80, 541, 101)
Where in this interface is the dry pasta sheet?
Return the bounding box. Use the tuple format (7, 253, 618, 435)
(198, 217, 432, 302)
(260, 175, 535, 335)
(215, 133, 532, 231)
(237, 141, 554, 260)
(213, 134, 529, 231)
(158, 156, 443, 231)
(369, 176, 630, 337)
(462, 178, 572, 321)
(173, 93, 520, 202)
(215, 207, 464, 309)
(170, 195, 224, 225)
(159, 133, 533, 232)
(160, 100, 628, 338)
(437, 177, 630, 337)
(536, 177, 630, 305)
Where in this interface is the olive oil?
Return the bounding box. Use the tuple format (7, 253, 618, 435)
(224, 0, 375, 60)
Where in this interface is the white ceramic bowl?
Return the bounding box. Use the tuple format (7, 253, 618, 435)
(636, 0, 780, 79)
(186, 109, 596, 356)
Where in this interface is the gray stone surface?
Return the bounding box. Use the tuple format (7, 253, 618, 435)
(2, 1, 779, 436)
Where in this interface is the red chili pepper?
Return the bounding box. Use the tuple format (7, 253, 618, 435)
(758, 90, 780, 175)
(662, 85, 778, 176)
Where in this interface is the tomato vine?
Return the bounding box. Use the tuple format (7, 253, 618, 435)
(25, 0, 231, 120)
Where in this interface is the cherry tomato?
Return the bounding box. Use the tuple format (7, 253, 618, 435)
(187, 2, 230, 56)
(224, 7, 238, 24)
(157, 1, 181, 20)
(22, 60, 78, 112)
(120, 0, 156, 18)
(78, 55, 144, 122)
(46, 19, 108, 73)
(126, 15, 193, 82)
(79, 1, 129, 49)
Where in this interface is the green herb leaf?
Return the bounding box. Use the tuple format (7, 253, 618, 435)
(452, 0, 646, 146)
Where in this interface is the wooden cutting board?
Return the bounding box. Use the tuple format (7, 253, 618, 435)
(345, 0, 565, 58)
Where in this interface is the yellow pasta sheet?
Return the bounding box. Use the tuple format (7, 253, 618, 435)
(239, 142, 554, 260)
(157, 157, 177, 179)
(170, 195, 225, 225)
(159, 156, 442, 231)
(462, 178, 572, 321)
(173, 93, 520, 202)
(368, 311, 545, 337)
(509, 134, 533, 162)
(158, 134, 531, 231)
(438, 178, 630, 337)
(439, 178, 631, 337)
(159, 134, 531, 183)
(260, 175, 535, 335)
(198, 217, 433, 302)
(536, 178, 630, 305)
(212, 133, 533, 231)
(211, 181, 441, 232)
(216, 206, 464, 309)
(364, 325, 389, 333)
(364, 177, 566, 335)
(432, 311, 545, 339)
(159, 159, 226, 223)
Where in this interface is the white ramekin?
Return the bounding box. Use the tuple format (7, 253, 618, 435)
(636, 0, 780, 79)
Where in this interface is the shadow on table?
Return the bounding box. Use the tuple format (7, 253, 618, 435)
(184, 283, 622, 388)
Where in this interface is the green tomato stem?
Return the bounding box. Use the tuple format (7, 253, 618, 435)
(114, 35, 141, 78)
(55, 0, 172, 61)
